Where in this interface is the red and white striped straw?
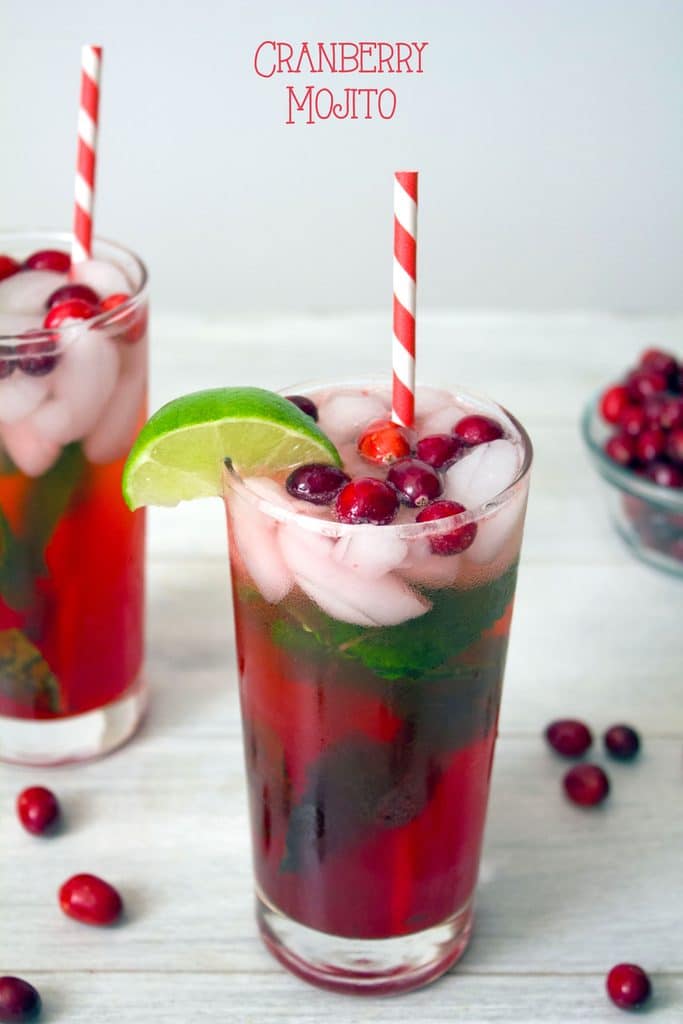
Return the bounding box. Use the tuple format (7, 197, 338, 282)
(392, 170, 418, 429)
(72, 44, 103, 264)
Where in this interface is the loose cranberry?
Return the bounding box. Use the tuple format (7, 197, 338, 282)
(545, 719, 593, 757)
(599, 385, 630, 425)
(23, 249, 70, 273)
(618, 405, 647, 437)
(16, 786, 60, 835)
(416, 499, 477, 555)
(604, 725, 640, 760)
(45, 282, 99, 310)
(646, 460, 683, 488)
(605, 434, 636, 467)
(286, 394, 318, 421)
(0, 255, 20, 282)
(416, 433, 465, 469)
(628, 369, 669, 402)
(0, 347, 15, 380)
(640, 346, 678, 380)
(43, 297, 98, 328)
(453, 414, 503, 446)
(563, 763, 609, 806)
(666, 428, 683, 465)
(59, 873, 123, 926)
(357, 419, 411, 465)
(387, 458, 442, 507)
(285, 463, 350, 505)
(606, 963, 652, 1010)
(336, 477, 399, 525)
(635, 427, 666, 463)
(0, 976, 42, 1022)
(16, 333, 59, 376)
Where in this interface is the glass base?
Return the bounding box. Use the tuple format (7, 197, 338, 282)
(0, 681, 146, 766)
(256, 891, 473, 995)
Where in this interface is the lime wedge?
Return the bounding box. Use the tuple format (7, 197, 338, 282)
(122, 387, 340, 510)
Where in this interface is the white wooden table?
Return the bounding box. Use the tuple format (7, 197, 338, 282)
(2, 312, 682, 1022)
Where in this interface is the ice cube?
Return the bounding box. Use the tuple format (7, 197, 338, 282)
(83, 368, 146, 464)
(70, 259, 132, 298)
(414, 386, 453, 418)
(337, 442, 383, 480)
(399, 537, 462, 589)
(444, 439, 520, 509)
(418, 404, 463, 438)
(467, 486, 527, 564)
(40, 328, 119, 443)
(0, 373, 50, 424)
(0, 271, 67, 314)
(333, 527, 408, 580)
(0, 314, 41, 336)
(317, 390, 389, 445)
(0, 418, 61, 477)
(229, 496, 293, 604)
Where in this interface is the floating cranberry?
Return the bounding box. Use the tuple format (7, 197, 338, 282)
(357, 419, 411, 465)
(0, 255, 20, 282)
(639, 347, 678, 380)
(604, 725, 640, 760)
(0, 347, 15, 380)
(453, 414, 503, 446)
(285, 463, 350, 505)
(618, 405, 647, 437)
(387, 458, 442, 507)
(666, 428, 683, 465)
(416, 499, 477, 555)
(599, 385, 630, 425)
(416, 433, 464, 469)
(59, 873, 123, 926)
(628, 369, 668, 402)
(16, 786, 60, 835)
(0, 976, 42, 1022)
(646, 460, 683, 488)
(16, 334, 59, 376)
(46, 283, 99, 310)
(43, 298, 98, 328)
(99, 294, 146, 344)
(606, 963, 652, 1010)
(605, 434, 636, 467)
(545, 719, 593, 757)
(23, 249, 70, 273)
(563, 763, 609, 806)
(286, 395, 318, 421)
(635, 427, 666, 463)
(336, 477, 399, 525)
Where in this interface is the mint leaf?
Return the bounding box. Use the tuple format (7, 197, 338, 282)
(0, 508, 33, 610)
(0, 628, 62, 713)
(23, 443, 86, 576)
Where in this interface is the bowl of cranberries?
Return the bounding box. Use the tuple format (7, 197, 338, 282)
(582, 347, 683, 574)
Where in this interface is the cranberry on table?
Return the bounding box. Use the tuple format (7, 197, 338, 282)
(416, 499, 477, 555)
(387, 457, 442, 507)
(285, 463, 350, 505)
(16, 335, 59, 377)
(646, 461, 683, 488)
(43, 297, 98, 328)
(604, 724, 640, 760)
(45, 282, 99, 310)
(618, 405, 647, 437)
(336, 477, 399, 525)
(545, 719, 593, 758)
(416, 433, 464, 469)
(563, 763, 610, 806)
(606, 963, 652, 1010)
(357, 418, 411, 465)
(0, 255, 20, 282)
(59, 873, 123, 926)
(640, 346, 678, 380)
(0, 976, 41, 1022)
(605, 434, 636, 467)
(453, 414, 503, 446)
(286, 394, 318, 421)
(23, 249, 70, 273)
(634, 427, 666, 463)
(599, 385, 630, 425)
(16, 787, 60, 835)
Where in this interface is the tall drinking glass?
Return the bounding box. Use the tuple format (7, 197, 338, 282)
(223, 379, 532, 994)
(0, 231, 148, 765)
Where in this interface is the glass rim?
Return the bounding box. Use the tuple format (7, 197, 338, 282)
(223, 378, 533, 540)
(0, 229, 148, 343)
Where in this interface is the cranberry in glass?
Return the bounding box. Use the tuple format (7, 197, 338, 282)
(628, 369, 668, 402)
(563, 763, 609, 806)
(59, 873, 123, 926)
(357, 419, 411, 465)
(16, 334, 59, 377)
(416, 499, 477, 555)
(453, 414, 503, 446)
(286, 394, 318, 421)
(0, 255, 20, 282)
(99, 294, 146, 344)
(43, 297, 98, 328)
(618, 405, 647, 437)
(46, 282, 99, 310)
(666, 428, 683, 465)
(545, 719, 593, 757)
(639, 347, 678, 380)
(387, 458, 442, 507)
(0, 347, 15, 380)
(606, 963, 652, 1010)
(285, 463, 350, 505)
(646, 460, 683, 488)
(599, 385, 630, 425)
(16, 786, 60, 835)
(604, 724, 640, 760)
(604, 434, 636, 467)
(416, 433, 464, 469)
(635, 427, 666, 463)
(336, 477, 399, 525)
(23, 249, 70, 273)
(0, 976, 42, 1022)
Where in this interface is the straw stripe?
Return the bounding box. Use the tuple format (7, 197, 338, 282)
(392, 171, 418, 428)
(72, 44, 102, 265)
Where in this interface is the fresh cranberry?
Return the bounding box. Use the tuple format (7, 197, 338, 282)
(635, 427, 666, 463)
(16, 786, 60, 835)
(16, 333, 59, 376)
(23, 249, 70, 273)
(416, 499, 477, 555)
(606, 963, 652, 1009)
(285, 463, 350, 505)
(46, 282, 99, 310)
(387, 458, 442, 507)
(639, 347, 678, 380)
(99, 294, 146, 344)
(0, 347, 15, 380)
(646, 460, 683, 488)
(0, 255, 20, 282)
(43, 298, 98, 328)
(604, 434, 636, 467)
(666, 428, 683, 465)
(357, 419, 411, 465)
(563, 763, 609, 806)
(618, 405, 647, 437)
(453, 414, 503, 446)
(599, 385, 630, 425)
(286, 394, 318, 421)
(657, 396, 683, 431)
(336, 477, 399, 525)
(59, 873, 123, 926)
(0, 976, 42, 1022)
(628, 369, 669, 402)
(416, 433, 465, 469)
(545, 719, 593, 757)
(604, 724, 640, 760)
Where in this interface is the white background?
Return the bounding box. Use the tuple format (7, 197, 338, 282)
(1, 0, 681, 315)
